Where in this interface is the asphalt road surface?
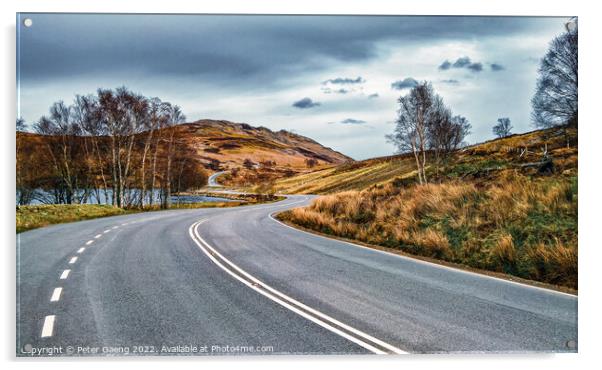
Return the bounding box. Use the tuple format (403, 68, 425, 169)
(16, 195, 577, 356)
(207, 171, 226, 187)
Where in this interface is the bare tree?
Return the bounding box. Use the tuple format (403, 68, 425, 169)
(16, 118, 34, 204)
(121, 89, 149, 207)
(16, 117, 27, 132)
(429, 107, 471, 174)
(532, 24, 578, 129)
(34, 101, 82, 203)
(97, 87, 148, 207)
(139, 97, 167, 207)
(492, 117, 513, 138)
(386, 82, 437, 184)
(162, 104, 186, 209)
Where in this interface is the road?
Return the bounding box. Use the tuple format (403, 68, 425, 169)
(207, 171, 226, 187)
(16, 195, 577, 356)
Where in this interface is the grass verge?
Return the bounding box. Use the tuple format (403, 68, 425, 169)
(17, 194, 284, 233)
(277, 171, 577, 290)
(275, 213, 577, 295)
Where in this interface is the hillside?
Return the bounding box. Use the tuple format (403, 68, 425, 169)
(16, 120, 352, 192)
(274, 127, 577, 194)
(175, 120, 351, 171)
(277, 127, 578, 289)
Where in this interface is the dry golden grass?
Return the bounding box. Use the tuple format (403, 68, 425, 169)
(280, 170, 578, 288)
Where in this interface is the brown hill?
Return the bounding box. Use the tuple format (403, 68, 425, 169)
(175, 120, 351, 171)
(16, 120, 353, 194)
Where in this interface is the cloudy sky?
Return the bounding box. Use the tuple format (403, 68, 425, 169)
(17, 14, 570, 159)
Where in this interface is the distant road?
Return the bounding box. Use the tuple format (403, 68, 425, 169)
(207, 171, 226, 187)
(17, 196, 577, 356)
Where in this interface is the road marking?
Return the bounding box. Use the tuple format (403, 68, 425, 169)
(189, 220, 407, 355)
(41, 315, 55, 338)
(60, 270, 70, 280)
(268, 211, 578, 299)
(50, 287, 62, 302)
(86, 240, 94, 245)
(103, 229, 111, 233)
(69, 257, 78, 264)
(77, 247, 85, 254)
(94, 234, 102, 239)
(121, 223, 128, 226)
(112, 226, 119, 229)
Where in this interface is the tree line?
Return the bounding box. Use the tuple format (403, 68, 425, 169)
(16, 87, 208, 208)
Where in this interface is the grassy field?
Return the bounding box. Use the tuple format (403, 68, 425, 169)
(277, 127, 578, 289)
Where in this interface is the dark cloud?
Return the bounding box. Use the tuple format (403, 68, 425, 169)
(368, 93, 379, 99)
(441, 79, 460, 85)
(453, 57, 472, 68)
(340, 118, 366, 124)
(19, 13, 561, 88)
(292, 97, 321, 109)
(322, 76, 365, 85)
(391, 78, 419, 90)
(490, 63, 505, 71)
(467, 62, 483, 72)
(439, 56, 484, 72)
(438, 60, 452, 70)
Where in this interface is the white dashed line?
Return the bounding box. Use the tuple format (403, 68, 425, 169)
(86, 240, 94, 245)
(50, 287, 62, 302)
(94, 234, 102, 239)
(41, 315, 56, 338)
(121, 223, 128, 226)
(103, 229, 111, 233)
(77, 247, 85, 254)
(60, 269, 70, 279)
(69, 257, 78, 264)
(112, 226, 119, 229)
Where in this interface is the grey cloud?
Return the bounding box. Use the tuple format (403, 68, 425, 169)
(467, 62, 483, 72)
(438, 60, 452, 70)
(490, 63, 505, 71)
(19, 14, 562, 88)
(322, 76, 365, 85)
(453, 57, 472, 68)
(391, 78, 418, 90)
(368, 93, 379, 99)
(292, 97, 321, 109)
(439, 56, 484, 72)
(340, 118, 366, 124)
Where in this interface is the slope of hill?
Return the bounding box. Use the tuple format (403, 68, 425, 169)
(176, 120, 351, 169)
(277, 127, 578, 289)
(16, 120, 352, 192)
(274, 127, 577, 194)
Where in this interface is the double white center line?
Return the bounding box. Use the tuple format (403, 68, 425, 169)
(189, 219, 407, 355)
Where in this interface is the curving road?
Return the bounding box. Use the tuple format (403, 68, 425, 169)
(16, 196, 577, 356)
(207, 171, 226, 187)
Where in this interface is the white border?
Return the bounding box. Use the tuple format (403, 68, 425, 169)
(2, 1, 600, 369)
